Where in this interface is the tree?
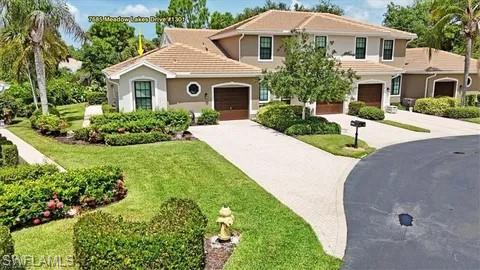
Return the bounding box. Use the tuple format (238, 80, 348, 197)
(155, 0, 209, 37)
(431, 0, 480, 105)
(0, 0, 84, 115)
(311, 0, 344, 15)
(262, 32, 358, 119)
(210, 11, 234, 29)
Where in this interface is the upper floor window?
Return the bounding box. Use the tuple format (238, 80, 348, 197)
(383, 40, 394, 61)
(391, 75, 401, 96)
(259, 36, 273, 61)
(259, 84, 270, 102)
(355, 37, 367, 60)
(315, 36, 327, 49)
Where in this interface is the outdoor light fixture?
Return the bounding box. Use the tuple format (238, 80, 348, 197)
(350, 120, 366, 148)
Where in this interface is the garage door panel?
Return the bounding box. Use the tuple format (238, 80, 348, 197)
(214, 87, 249, 120)
(358, 84, 382, 108)
(316, 101, 343, 114)
(434, 82, 455, 97)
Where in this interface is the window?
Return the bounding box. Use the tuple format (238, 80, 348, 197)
(391, 76, 401, 96)
(467, 76, 472, 87)
(259, 84, 269, 102)
(259, 36, 273, 60)
(187, 82, 201, 96)
(134, 81, 152, 110)
(383, 40, 394, 61)
(355, 37, 367, 59)
(315, 36, 327, 49)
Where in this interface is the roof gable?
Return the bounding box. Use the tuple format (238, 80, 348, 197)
(404, 48, 479, 74)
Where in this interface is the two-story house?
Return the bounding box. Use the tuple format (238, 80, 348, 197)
(104, 10, 420, 120)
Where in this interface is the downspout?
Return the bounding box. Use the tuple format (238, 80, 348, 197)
(238, 33, 245, 61)
(424, 73, 437, 98)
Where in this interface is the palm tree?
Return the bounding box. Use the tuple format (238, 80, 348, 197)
(432, 0, 479, 105)
(0, 0, 84, 115)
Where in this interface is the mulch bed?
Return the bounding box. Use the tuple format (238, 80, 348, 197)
(204, 234, 240, 270)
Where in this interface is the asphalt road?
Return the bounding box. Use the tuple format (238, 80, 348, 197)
(342, 135, 480, 270)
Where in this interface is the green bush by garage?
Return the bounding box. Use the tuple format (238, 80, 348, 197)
(74, 198, 207, 270)
(197, 108, 220, 125)
(358, 106, 385, 120)
(413, 97, 457, 116)
(444, 107, 480, 119)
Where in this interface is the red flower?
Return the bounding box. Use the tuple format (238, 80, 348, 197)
(47, 200, 56, 209)
(33, 218, 41, 225)
(43, 211, 51, 218)
(56, 201, 64, 209)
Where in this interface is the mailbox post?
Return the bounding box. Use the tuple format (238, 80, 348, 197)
(350, 120, 366, 148)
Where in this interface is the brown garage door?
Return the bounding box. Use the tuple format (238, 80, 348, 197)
(316, 101, 343, 114)
(358, 84, 382, 108)
(434, 81, 455, 97)
(214, 87, 249, 120)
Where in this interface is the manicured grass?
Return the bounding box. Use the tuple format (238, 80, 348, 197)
(8, 115, 341, 269)
(463, 117, 480, 124)
(379, 120, 430, 133)
(298, 134, 375, 159)
(57, 103, 86, 130)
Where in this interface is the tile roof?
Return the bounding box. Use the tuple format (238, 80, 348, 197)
(103, 43, 261, 77)
(163, 28, 224, 55)
(210, 10, 416, 40)
(340, 61, 404, 75)
(404, 48, 479, 74)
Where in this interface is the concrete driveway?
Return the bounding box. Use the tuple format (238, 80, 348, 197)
(324, 110, 480, 148)
(190, 120, 358, 258)
(343, 135, 480, 269)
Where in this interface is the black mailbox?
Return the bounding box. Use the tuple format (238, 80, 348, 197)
(351, 120, 366, 127)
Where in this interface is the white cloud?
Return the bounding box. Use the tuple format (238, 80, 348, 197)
(66, 3, 79, 20)
(116, 4, 156, 17)
(366, 0, 413, 9)
(344, 6, 371, 22)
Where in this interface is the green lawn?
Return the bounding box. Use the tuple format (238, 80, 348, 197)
(57, 103, 86, 130)
(379, 120, 430, 133)
(463, 117, 480, 124)
(297, 134, 375, 159)
(8, 108, 341, 269)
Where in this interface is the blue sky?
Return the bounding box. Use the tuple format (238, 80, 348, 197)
(65, 0, 413, 47)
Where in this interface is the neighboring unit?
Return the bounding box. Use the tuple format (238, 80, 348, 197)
(104, 10, 423, 120)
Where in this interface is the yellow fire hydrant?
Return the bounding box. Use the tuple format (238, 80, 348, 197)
(216, 206, 234, 242)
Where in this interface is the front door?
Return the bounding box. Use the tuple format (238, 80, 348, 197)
(214, 87, 249, 120)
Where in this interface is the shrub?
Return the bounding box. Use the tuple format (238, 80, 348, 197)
(285, 117, 340, 136)
(0, 225, 23, 269)
(256, 104, 301, 132)
(444, 106, 480, 119)
(0, 166, 125, 229)
(285, 123, 312, 136)
(414, 97, 456, 116)
(73, 128, 90, 141)
(74, 198, 207, 270)
(105, 132, 171, 146)
(47, 77, 86, 105)
(30, 115, 68, 136)
(0, 164, 58, 184)
(465, 95, 477, 106)
(85, 91, 107, 105)
(1, 145, 18, 167)
(358, 106, 385, 120)
(348, 101, 365, 116)
(101, 103, 116, 114)
(197, 108, 220, 125)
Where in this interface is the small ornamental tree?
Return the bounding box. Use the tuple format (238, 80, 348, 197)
(262, 32, 358, 119)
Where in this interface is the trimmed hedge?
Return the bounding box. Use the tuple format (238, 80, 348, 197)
(348, 101, 365, 116)
(85, 91, 107, 105)
(0, 166, 125, 229)
(74, 198, 207, 269)
(285, 117, 340, 136)
(414, 97, 457, 116)
(256, 104, 303, 132)
(465, 95, 477, 106)
(0, 137, 18, 167)
(30, 114, 68, 136)
(0, 164, 58, 184)
(197, 108, 220, 125)
(444, 106, 480, 119)
(358, 106, 385, 120)
(0, 225, 23, 269)
(105, 132, 171, 146)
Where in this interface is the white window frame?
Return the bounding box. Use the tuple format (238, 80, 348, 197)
(354, 36, 368, 60)
(467, 76, 473, 87)
(129, 76, 157, 111)
(259, 84, 270, 103)
(258, 35, 274, 62)
(382, 39, 395, 62)
(390, 74, 402, 96)
(186, 81, 201, 97)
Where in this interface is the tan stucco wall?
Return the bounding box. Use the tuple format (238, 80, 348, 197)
(215, 35, 240, 60)
(402, 73, 479, 99)
(167, 77, 260, 117)
(117, 66, 168, 112)
(240, 35, 286, 70)
(380, 39, 407, 68)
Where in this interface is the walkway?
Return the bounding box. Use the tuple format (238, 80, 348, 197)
(0, 127, 64, 171)
(82, 105, 103, 127)
(190, 120, 358, 258)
